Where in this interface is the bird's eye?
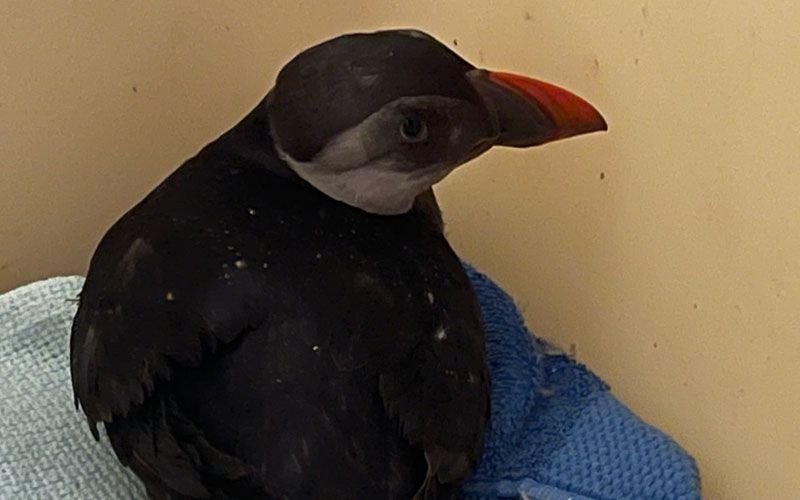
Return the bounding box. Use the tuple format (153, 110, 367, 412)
(400, 114, 428, 143)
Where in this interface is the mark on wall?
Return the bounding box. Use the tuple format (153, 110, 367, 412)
(589, 57, 600, 78)
(569, 342, 578, 358)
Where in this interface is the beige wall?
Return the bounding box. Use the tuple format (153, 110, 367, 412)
(2, 1, 798, 498)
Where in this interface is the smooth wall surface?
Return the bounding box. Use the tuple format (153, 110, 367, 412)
(2, 2, 798, 498)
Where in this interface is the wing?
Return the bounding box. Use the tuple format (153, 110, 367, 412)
(378, 248, 490, 499)
(70, 215, 272, 432)
(71, 153, 488, 498)
(70, 189, 284, 497)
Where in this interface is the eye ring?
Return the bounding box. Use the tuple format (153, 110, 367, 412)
(400, 114, 428, 143)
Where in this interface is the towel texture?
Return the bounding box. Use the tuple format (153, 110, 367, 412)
(0, 270, 700, 499)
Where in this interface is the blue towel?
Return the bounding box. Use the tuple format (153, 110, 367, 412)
(461, 265, 700, 500)
(0, 270, 700, 499)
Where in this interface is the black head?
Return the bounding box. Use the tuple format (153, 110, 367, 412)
(267, 29, 606, 215)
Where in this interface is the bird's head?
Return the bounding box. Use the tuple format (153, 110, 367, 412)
(267, 29, 607, 215)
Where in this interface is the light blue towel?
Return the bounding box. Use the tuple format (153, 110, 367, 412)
(0, 270, 700, 499)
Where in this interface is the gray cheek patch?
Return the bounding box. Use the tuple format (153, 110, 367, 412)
(270, 95, 474, 215)
(278, 145, 455, 215)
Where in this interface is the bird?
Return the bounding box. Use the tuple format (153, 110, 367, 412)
(70, 29, 606, 500)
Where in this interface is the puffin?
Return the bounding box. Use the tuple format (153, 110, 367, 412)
(70, 29, 606, 500)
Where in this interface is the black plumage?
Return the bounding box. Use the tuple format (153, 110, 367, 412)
(72, 105, 487, 499)
(71, 29, 606, 500)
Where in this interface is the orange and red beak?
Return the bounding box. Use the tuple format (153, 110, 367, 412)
(468, 69, 607, 148)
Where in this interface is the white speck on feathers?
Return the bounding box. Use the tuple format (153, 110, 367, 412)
(117, 237, 153, 287)
(247, 208, 257, 215)
(397, 29, 433, 40)
(449, 126, 463, 143)
(357, 73, 379, 87)
(320, 409, 334, 430)
(312, 345, 320, 352)
(289, 454, 301, 473)
(434, 327, 447, 341)
(165, 291, 175, 302)
(426, 291, 435, 304)
(234, 259, 248, 269)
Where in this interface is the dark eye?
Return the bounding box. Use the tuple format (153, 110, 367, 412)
(400, 114, 428, 143)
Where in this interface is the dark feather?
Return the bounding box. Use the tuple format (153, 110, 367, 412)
(71, 69, 488, 499)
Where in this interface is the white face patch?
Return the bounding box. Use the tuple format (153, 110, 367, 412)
(271, 96, 469, 215)
(276, 136, 454, 215)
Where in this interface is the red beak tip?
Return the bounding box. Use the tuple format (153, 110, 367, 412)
(580, 110, 608, 135)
